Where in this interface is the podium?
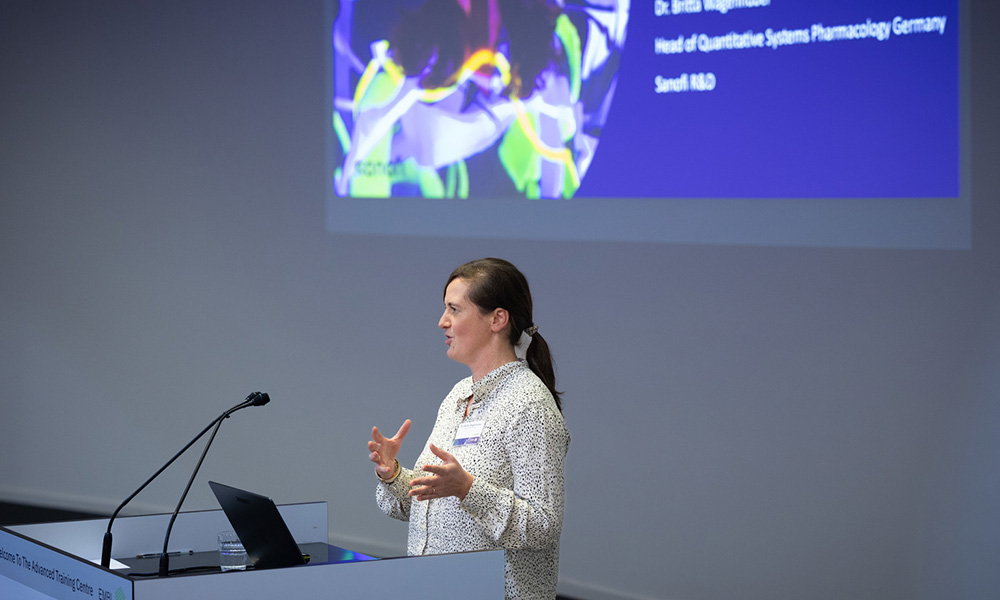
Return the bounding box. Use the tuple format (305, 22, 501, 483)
(1, 503, 504, 599)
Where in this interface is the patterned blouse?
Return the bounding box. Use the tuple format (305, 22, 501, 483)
(376, 360, 570, 600)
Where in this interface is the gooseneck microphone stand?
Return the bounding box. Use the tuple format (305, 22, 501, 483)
(99, 392, 269, 570)
(157, 392, 269, 576)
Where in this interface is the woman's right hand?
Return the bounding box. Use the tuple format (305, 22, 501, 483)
(368, 419, 411, 479)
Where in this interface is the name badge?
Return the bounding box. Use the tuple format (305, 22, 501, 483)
(454, 420, 486, 446)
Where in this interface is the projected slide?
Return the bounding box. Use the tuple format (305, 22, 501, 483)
(326, 0, 964, 248)
(329, 0, 957, 200)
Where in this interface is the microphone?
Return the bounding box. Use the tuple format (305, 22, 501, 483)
(247, 391, 270, 406)
(99, 392, 269, 569)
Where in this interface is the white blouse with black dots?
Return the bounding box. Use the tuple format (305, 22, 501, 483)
(376, 360, 570, 600)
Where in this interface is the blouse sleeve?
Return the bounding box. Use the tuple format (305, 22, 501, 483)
(458, 394, 569, 550)
(375, 467, 416, 522)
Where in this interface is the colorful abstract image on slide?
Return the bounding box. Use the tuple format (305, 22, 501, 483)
(330, 0, 629, 199)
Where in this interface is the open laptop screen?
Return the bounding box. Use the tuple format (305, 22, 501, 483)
(208, 481, 308, 570)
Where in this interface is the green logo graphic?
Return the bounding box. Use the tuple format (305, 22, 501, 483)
(115, 588, 127, 600)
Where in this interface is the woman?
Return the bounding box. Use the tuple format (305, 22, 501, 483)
(368, 258, 569, 600)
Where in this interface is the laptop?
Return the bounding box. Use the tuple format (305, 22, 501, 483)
(208, 481, 308, 570)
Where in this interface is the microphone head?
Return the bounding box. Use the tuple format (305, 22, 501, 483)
(246, 391, 270, 406)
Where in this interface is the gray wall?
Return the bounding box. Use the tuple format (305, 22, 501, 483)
(2, 2, 998, 599)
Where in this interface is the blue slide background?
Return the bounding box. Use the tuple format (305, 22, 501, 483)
(581, 0, 959, 198)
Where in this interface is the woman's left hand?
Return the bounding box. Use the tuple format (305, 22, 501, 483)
(409, 444, 474, 501)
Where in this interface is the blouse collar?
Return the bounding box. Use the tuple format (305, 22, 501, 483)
(465, 360, 524, 405)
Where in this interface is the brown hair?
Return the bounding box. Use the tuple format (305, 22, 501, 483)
(445, 258, 562, 412)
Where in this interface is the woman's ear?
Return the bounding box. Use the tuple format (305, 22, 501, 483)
(490, 308, 510, 333)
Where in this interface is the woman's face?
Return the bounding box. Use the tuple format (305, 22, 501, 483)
(439, 278, 495, 368)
